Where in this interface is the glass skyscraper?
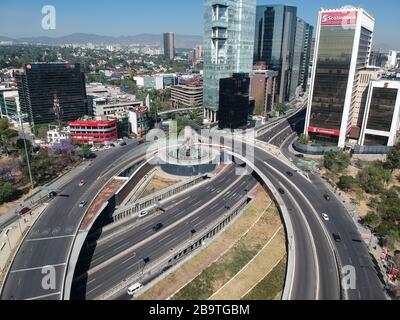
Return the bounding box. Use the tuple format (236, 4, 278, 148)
(16, 63, 88, 125)
(203, 0, 256, 122)
(253, 5, 297, 103)
(290, 18, 314, 99)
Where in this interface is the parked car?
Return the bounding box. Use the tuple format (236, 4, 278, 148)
(286, 171, 294, 177)
(79, 201, 88, 208)
(295, 154, 305, 159)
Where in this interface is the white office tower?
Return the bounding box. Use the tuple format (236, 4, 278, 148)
(359, 79, 400, 147)
(305, 7, 375, 148)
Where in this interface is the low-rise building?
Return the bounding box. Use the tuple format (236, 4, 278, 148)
(171, 77, 203, 109)
(250, 69, 278, 116)
(47, 127, 69, 145)
(127, 106, 151, 136)
(69, 117, 118, 145)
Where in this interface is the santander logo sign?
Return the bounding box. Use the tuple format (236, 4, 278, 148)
(321, 11, 358, 26)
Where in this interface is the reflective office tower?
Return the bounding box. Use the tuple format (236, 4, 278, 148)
(203, 0, 256, 123)
(299, 20, 314, 92)
(163, 32, 175, 61)
(253, 5, 297, 103)
(305, 7, 375, 148)
(16, 63, 88, 125)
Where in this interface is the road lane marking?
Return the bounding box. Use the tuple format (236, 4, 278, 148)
(25, 292, 61, 300)
(26, 235, 75, 242)
(11, 263, 66, 273)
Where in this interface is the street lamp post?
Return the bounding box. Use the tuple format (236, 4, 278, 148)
(15, 100, 34, 189)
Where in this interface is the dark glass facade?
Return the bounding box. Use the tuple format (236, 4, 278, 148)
(254, 5, 297, 103)
(364, 134, 389, 146)
(218, 73, 251, 129)
(16, 63, 88, 125)
(309, 26, 355, 131)
(366, 87, 397, 132)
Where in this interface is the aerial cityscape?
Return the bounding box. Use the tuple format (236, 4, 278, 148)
(0, 0, 399, 308)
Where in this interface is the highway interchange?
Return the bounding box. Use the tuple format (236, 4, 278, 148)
(0, 110, 387, 300)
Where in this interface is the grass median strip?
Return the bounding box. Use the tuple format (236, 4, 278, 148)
(138, 186, 287, 301)
(138, 186, 274, 300)
(140, 174, 180, 198)
(242, 255, 287, 300)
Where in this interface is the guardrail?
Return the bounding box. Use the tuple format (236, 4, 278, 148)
(97, 195, 251, 300)
(112, 174, 209, 223)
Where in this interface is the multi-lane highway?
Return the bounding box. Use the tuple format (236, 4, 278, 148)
(255, 111, 386, 300)
(71, 165, 257, 299)
(0, 141, 150, 300)
(1, 107, 387, 301)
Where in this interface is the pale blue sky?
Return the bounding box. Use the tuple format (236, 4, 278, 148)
(0, 0, 399, 49)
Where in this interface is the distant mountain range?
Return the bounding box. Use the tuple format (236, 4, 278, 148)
(0, 33, 203, 48)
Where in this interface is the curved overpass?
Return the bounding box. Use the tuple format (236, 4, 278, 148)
(0, 119, 386, 300)
(0, 141, 150, 300)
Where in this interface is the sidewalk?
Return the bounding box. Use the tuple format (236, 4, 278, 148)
(0, 160, 92, 230)
(0, 203, 47, 285)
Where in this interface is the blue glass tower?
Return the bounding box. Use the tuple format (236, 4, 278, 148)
(203, 0, 256, 122)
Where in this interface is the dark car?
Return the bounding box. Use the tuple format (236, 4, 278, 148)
(324, 194, 331, 201)
(18, 207, 31, 216)
(286, 171, 294, 177)
(295, 154, 305, 159)
(333, 233, 342, 242)
(278, 188, 285, 195)
(153, 223, 164, 231)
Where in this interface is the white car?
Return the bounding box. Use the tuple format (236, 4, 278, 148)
(138, 210, 149, 218)
(321, 213, 330, 221)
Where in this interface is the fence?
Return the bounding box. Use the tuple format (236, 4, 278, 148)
(112, 175, 209, 222)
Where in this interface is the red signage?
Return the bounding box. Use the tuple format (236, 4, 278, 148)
(321, 11, 358, 26)
(308, 127, 341, 137)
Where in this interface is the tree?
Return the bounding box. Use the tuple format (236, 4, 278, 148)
(52, 140, 76, 156)
(298, 134, 309, 145)
(386, 144, 400, 172)
(0, 118, 18, 150)
(364, 212, 382, 231)
(80, 145, 92, 159)
(0, 182, 14, 204)
(358, 164, 391, 194)
(275, 102, 288, 114)
(324, 151, 351, 172)
(337, 175, 355, 191)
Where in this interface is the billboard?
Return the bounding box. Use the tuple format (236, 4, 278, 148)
(308, 127, 341, 137)
(321, 11, 358, 26)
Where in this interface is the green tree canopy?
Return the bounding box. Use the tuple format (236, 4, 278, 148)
(323, 151, 351, 172)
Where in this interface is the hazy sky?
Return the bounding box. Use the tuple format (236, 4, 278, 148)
(0, 0, 399, 49)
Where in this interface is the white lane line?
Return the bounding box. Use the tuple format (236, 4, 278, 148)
(26, 235, 75, 242)
(113, 243, 128, 252)
(25, 292, 61, 300)
(11, 263, 66, 273)
(86, 284, 103, 295)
